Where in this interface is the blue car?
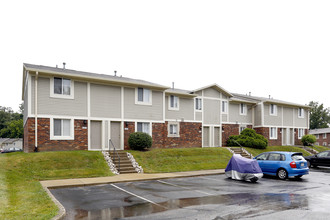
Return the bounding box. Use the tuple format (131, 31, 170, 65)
(254, 151, 309, 180)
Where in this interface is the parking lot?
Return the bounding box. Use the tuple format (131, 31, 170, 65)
(51, 168, 330, 220)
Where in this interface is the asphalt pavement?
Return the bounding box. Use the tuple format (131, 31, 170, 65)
(50, 167, 330, 220)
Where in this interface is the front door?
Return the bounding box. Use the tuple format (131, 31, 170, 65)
(90, 121, 102, 150)
(110, 122, 121, 150)
(203, 127, 210, 147)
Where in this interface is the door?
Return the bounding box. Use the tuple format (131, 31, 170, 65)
(90, 121, 102, 150)
(282, 128, 287, 145)
(214, 127, 220, 147)
(110, 122, 121, 150)
(203, 127, 209, 147)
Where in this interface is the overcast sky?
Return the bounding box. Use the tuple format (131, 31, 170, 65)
(1, 0, 329, 112)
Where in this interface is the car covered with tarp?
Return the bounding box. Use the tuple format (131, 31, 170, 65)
(225, 154, 263, 182)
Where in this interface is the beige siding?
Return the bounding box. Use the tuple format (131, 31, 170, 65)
(23, 76, 29, 123)
(264, 104, 282, 126)
(295, 109, 309, 127)
(195, 112, 202, 121)
(222, 114, 228, 122)
(165, 96, 194, 121)
(36, 77, 88, 116)
(229, 103, 253, 124)
(90, 83, 121, 118)
(254, 104, 262, 126)
(283, 107, 294, 126)
(204, 99, 220, 124)
(124, 88, 163, 120)
(204, 88, 220, 98)
(195, 91, 203, 96)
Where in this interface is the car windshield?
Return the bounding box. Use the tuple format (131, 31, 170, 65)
(292, 154, 304, 161)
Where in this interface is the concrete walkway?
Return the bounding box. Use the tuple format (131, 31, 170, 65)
(40, 169, 225, 189)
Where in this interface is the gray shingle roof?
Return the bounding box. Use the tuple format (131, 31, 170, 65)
(309, 128, 330, 135)
(23, 63, 169, 90)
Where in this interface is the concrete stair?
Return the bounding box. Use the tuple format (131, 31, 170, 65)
(109, 151, 137, 174)
(230, 147, 251, 159)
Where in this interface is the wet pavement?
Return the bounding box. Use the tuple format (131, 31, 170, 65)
(50, 168, 330, 220)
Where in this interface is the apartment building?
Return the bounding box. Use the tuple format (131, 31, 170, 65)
(309, 128, 330, 146)
(22, 63, 310, 152)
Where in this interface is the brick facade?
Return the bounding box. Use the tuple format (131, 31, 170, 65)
(221, 124, 253, 146)
(254, 127, 282, 146)
(313, 133, 330, 147)
(124, 122, 135, 150)
(23, 118, 88, 152)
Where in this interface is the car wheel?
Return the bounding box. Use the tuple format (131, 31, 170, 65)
(277, 168, 288, 180)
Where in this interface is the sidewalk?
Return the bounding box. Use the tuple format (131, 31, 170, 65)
(40, 169, 225, 189)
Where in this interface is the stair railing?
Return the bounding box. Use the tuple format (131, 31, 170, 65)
(109, 139, 120, 173)
(233, 140, 253, 159)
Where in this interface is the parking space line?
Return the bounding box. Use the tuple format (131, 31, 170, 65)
(157, 180, 213, 196)
(110, 184, 160, 206)
(199, 176, 224, 182)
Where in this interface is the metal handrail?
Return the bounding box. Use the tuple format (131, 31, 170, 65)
(233, 140, 253, 158)
(109, 139, 120, 173)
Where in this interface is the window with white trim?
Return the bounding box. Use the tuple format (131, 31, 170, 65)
(315, 134, 319, 139)
(137, 122, 150, 134)
(298, 108, 304, 118)
(323, 142, 327, 146)
(168, 122, 180, 137)
(270, 127, 277, 139)
(323, 133, 327, 139)
(270, 104, 277, 116)
(239, 126, 246, 134)
(51, 118, 74, 140)
(195, 98, 202, 111)
(298, 128, 304, 139)
(222, 101, 228, 113)
(169, 95, 179, 110)
(54, 77, 71, 95)
(136, 88, 151, 105)
(240, 103, 247, 115)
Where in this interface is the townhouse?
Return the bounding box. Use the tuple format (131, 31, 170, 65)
(309, 128, 330, 146)
(22, 63, 310, 152)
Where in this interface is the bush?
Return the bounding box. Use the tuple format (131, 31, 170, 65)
(128, 132, 153, 151)
(301, 134, 316, 146)
(227, 128, 268, 149)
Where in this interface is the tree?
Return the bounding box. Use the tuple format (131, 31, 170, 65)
(301, 134, 316, 146)
(309, 101, 330, 129)
(227, 128, 268, 149)
(0, 119, 23, 138)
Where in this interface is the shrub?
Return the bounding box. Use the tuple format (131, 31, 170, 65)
(301, 134, 316, 146)
(227, 128, 268, 149)
(128, 132, 153, 151)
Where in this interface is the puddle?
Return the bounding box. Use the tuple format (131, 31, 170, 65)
(62, 193, 308, 220)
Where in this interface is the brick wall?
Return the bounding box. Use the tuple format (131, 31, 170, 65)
(124, 122, 135, 150)
(221, 124, 239, 146)
(23, 118, 88, 152)
(254, 127, 282, 146)
(314, 132, 330, 146)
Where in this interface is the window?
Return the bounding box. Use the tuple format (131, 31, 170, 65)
(323, 142, 327, 146)
(50, 77, 74, 99)
(168, 122, 180, 137)
(239, 126, 246, 134)
(298, 108, 304, 118)
(315, 134, 319, 139)
(270, 127, 277, 139)
(195, 98, 202, 111)
(255, 153, 268, 160)
(169, 95, 179, 110)
(240, 103, 247, 115)
(222, 101, 228, 113)
(51, 118, 73, 140)
(137, 122, 150, 134)
(270, 104, 277, 116)
(136, 88, 151, 105)
(323, 133, 327, 139)
(268, 153, 284, 161)
(298, 129, 304, 139)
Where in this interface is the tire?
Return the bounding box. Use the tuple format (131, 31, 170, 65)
(250, 177, 258, 183)
(277, 168, 288, 180)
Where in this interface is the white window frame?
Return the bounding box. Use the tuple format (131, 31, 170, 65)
(323, 133, 327, 139)
(240, 103, 247, 115)
(315, 134, 319, 139)
(50, 118, 74, 140)
(323, 142, 327, 146)
(168, 95, 179, 110)
(168, 122, 180, 137)
(269, 127, 277, 139)
(298, 108, 304, 118)
(135, 122, 152, 135)
(269, 104, 277, 116)
(222, 100, 228, 114)
(298, 128, 304, 139)
(239, 126, 246, 134)
(50, 77, 74, 99)
(135, 88, 152, 105)
(195, 98, 202, 111)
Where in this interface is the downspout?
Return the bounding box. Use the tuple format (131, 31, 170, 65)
(34, 72, 38, 152)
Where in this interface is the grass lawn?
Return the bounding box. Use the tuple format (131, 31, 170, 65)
(312, 145, 330, 153)
(0, 151, 113, 220)
(127, 147, 232, 173)
(240, 146, 312, 157)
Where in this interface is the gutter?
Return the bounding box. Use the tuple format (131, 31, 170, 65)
(34, 72, 38, 152)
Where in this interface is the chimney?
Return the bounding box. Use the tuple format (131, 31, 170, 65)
(56, 65, 58, 68)
(63, 62, 66, 69)
(114, 70, 117, 76)
(172, 82, 174, 89)
(249, 92, 251, 96)
(269, 95, 271, 99)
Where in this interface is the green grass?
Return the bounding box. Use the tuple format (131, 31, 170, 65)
(0, 151, 113, 220)
(127, 147, 232, 173)
(312, 145, 330, 153)
(240, 146, 312, 157)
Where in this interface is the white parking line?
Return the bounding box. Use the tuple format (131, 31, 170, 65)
(110, 184, 159, 205)
(157, 180, 213, 196)
(199, 176, 224, 182)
